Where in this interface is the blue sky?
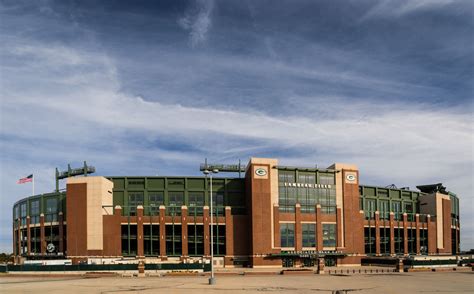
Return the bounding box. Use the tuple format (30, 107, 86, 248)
(0, 0, 473, 252)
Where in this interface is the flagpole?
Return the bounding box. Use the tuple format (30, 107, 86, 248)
(32, 174, 35, 196)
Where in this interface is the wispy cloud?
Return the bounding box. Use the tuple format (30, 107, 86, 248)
(178, 0, 214, 47)
(360, 0, 460, 20)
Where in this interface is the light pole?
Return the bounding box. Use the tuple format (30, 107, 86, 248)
(203, 168, 219, 285)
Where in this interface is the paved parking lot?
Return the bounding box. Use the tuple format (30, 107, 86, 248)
(0, 271, 472, 293)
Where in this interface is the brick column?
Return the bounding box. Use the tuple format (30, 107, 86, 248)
(203, 206, 210, 257)
(137, 206, 144, 257)
(415, 214, 420, 254)
(13, 221, 16, 257)
(295, 204, 302, 251)
(58, 212, 64, 253)
(389, 212, 395, 255)
(159, 205, 166, 259)
(224, 206, 233, 266)
(181, 206, 188, 258)
(273, 205, 280, 248)
(403, 213, 408, 255)
(336, 207, 343, 248)
(375, 211, 380, 255)
(427, 215, 436, 254)
(40, 214, 46, 255)
(17, 218, 21, 256)
(26, 216, 31, 255)
(316, 204, 323, 250)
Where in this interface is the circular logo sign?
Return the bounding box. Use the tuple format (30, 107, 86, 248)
(346, 174, 356, 181)
(47, 243, 55, 253)
(255, 168, 267, 176)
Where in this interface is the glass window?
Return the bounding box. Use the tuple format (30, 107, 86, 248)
(30, 200, 40, 215)
(166, 224, 182, 256)
(189, 192, 204, 216)
(302, 223, 316, 247)
(211, 192, 224, 206)
(280, 223, 295, 247)
(298, 173, 315, 184)
(278, 171, 295, 183)
(128, 192, 144, 216)
(322, 224, 336, 247)
(148, 192, 163, 215)
(392, 201, 401, 220)
(169, 192, 184, 206)
(379, 200, 389, 219)
(188, 225, 204, 256)
(20, 203, 27, 217)
(319, 173, 335, 185)
(45, 198, 58, 222)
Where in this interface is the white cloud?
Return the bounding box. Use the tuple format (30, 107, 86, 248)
(360, 0, 459, 20)
(178, 0, 214, 47)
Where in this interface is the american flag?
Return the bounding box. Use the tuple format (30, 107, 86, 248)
(17, 174, 33, 184)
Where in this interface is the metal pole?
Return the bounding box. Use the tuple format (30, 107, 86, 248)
(209, 172, 215, 285)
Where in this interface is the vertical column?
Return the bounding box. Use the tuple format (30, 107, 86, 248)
(13, 221, 16, 258)
(17, 218, 21, 256)
(224, 206, 233, 267)
(295, 204, 302, 251)
(389, 212, 395, 255)
(273, 205, 280, 248)
(415, 214, 420, 254)
(58, 212, 64, 253)
(137, 206, 144, 257)
(316, 204, 323, 250)
(40, 214, 46, 255)
(203, 206, 210, 257)
(159, 205, 166, 259)
(26, 216, 31, 255)
(403, 213, 408, 255)
(181, 206, 188, 258)
(336, 207, 343, 248)
(427, 215, 436, 254)
(375, 211, 380, 256)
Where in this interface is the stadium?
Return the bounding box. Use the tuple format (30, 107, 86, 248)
(12, 157, 460, 267)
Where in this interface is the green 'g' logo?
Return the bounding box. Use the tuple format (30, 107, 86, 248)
(255, 168, 267, 176)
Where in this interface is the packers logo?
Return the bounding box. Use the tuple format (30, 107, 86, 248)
(255, 168, 267, 176)
(346, 174, 356, 181)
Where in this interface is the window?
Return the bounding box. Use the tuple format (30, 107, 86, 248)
(394, 228, 404, 254)
(144, 224, 159, 256)
(392, 201, 401, 220)
(278, 171, 295, 183)
(121, 224, 137, 256)
(364, 227, 376, 254)
(319, 173, 335, 185)
(302, 223, 316, 247)
(20, 203, 27, 226)
(45, 198, 58, 222)
(128, 192, 144, 216)
(188, 225, 204, 256)
(322, 224, 336, 247)
(189, 192, 204, 216)
(166, 224, 182, 256)
(212, 225, 226, 255)
(280, 223, 295, 247)
(379, 200, 389, 220)
(298, 173, 315, 184)
(148, 192, 163, 215)
(30, 200, 40, 224)
(167, 192, 183, 216)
